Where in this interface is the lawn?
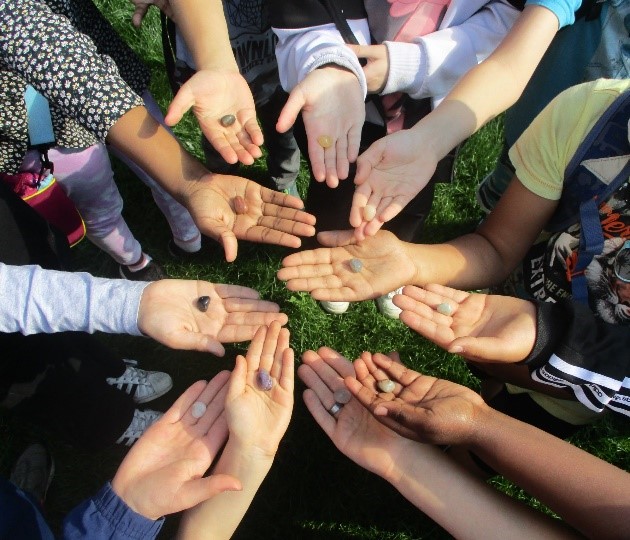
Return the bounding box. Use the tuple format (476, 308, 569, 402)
(1, 2, 628, 539)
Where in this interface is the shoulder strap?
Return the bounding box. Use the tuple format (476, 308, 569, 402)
(24, 85, 55, 176)
(161, 12, 179, 97)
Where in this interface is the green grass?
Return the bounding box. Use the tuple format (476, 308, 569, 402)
(1, 2, 628, 539)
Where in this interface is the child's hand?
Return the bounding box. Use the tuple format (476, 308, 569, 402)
(394, 284, 537, 363)
(277, 66, 365, 188)
(347, 44, 390, 94)
(165, 70, 264, 165)
(277, 229, 416, 302)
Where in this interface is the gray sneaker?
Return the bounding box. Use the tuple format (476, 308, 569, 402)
(116, 409, 163, 446)
(10, 443, 55, 504)
(280, 180, 301, 199)
(106, 360, 173, 404)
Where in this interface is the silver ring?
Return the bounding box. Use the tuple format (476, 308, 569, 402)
(328, 402, 343, 415)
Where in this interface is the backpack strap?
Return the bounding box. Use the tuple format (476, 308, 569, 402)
(549, 89, 630, 303)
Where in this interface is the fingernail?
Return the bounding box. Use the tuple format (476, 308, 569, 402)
(449, 346, 463, 354)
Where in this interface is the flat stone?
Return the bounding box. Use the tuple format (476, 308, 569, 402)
(349, 258, 363, 273)
(220, 114, 236, 127)
(191, 401, 206, 419)
(256, 368, 273, 391)
(377, 379, 395, 393)
(363, 204, 376, 221)
(197, 296, 211, 312)
(317, 135, 333, 149)
(333, 388, 352, 404)
(234, 195, 248, 215)
(436, 302, 453, 316)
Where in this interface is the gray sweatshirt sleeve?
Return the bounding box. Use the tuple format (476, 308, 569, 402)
(0, 263, 148, 336)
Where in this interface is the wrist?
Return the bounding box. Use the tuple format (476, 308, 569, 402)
(379, 437, 418, 486)
(466, 402, 499, 455)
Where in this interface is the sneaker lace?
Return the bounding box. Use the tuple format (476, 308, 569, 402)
(117, 410, 162, 446)
(107, 366, 151, 396)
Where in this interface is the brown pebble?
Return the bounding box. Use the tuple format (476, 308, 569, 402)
(234, 196, 248, 215)
(317, 135, 333, 149)
(220, 114, 236, 127)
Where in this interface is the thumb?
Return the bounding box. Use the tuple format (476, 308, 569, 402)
(276, 88, 306, 133)
(448, 336, 527, 363)
(355, 140, 384, 186)
(131, 5, 148, 28)
(346, 44, 375, 60)
(180, 474, 242, 510)
(219, 229, 238, 263)
(316, 229, 358, 248)
(165, 85, 195, 126)
(227, 355, 248, 402)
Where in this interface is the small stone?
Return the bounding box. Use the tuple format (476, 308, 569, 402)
(333, 388, 352, 404)
(436, 302, 453, 316)
(197, 296, 211, 312)
(363, 204, 376, 221)
(349, 258, 363, 273)
(377, 379, 395, 393)
(256, 368, 273, 391)
(219, 114, 236, 127)
(191, 401, 207, 419)
(317, 135, 333, 149)
(233, 195, 248, 215)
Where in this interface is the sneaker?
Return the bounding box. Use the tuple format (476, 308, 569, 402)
(119, 254, 166, 281)
(281, 180, 301, 199)
(375, 287, 404, 319)
(106, 360, 173, 404)
(116, 409, 163, 446)
(167, 238, 202, 261)
(9, 443, 55, 504)
(319, 300, 350, 315)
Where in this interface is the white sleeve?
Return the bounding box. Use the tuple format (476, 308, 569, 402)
(273, 20, 372, 98)
(382, 0, 520, 102)
(0, 263, 148, 336)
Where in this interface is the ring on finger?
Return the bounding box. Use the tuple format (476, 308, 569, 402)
(328, 402, 343, 415)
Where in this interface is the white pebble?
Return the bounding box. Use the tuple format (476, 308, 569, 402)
(363, 204, 376, 221)
(377, 379, 395, 393)
(436, 302, 453, 316)
(191, 402, 207, 419)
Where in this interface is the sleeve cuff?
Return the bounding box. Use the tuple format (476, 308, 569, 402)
(521, 300, 570, 367)
(302, 48, 367, 99)
(381, 41, 425, 97)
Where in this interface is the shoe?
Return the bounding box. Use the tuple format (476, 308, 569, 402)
(119, 254, 166, 281)
(281, 180, 300, 199)
(106, 360, 173, 404)
(167, 238, 202, 261)
(116, 409, 163, 446)
(319, 300, 350, 315)
(375, 287, 404, 319)
(9, 443, 55, 504)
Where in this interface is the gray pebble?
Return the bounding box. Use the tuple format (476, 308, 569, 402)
(220, 114, 236, 127)
(197, 296, 211, 312)
(191, 401, 207, 419)
(333, 388, 352, 404)
(436, 302, 453, 316)
(349, 258, 363, 273)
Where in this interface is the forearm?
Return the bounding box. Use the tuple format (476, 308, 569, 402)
(177, 440, 274, 540)
(388, 441, 574, 539)
(470, 406, 630, 539)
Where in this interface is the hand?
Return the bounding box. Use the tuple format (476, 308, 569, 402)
(111, 376, 241, 520)
(394, 284, 537, 363)
(346, 352, 485, 446)
(224, 321, 294, 456)
(165, 70, 264, 165)
(277, 229, 416, 301)
(298, 347, 406, 481)
(347, 44, 389, 94)
(183, 173, 316, 262)
(276, 66, 365, 188)
(137, 279, 289, 356)
(127, 0, 174, 27)
(351, 129, 439, 240)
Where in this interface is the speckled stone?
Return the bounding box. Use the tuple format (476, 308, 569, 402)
(234, 195, 248, 214)
(377, 379, 395, 393)
(220, 114, 236, 127)
(256, 368, 273, 391)
(197, 296, 211, 312)
(436, 302, 453, 316)
(317, 135, 333, 149)
(333, 388, 352, 404)
(191, 401, 207, 419)
(349, 258, 363, 273)
(363, 204, 376, 221)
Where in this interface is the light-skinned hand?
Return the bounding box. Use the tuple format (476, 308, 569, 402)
(276, 66, 365, 188)
(137, 280, 289, 356)
(165, 70, 264, 165)
(277, 229, 416, 301)
(393, 284, 537, 363)
(224, 322, 294, 457)
(111, 375, 242, 520)
(183, 173, 316, 262)
(347, 44, 389, 94)
(127, 0, 174, 27)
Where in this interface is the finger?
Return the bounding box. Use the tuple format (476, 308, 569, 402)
(350, 184, 371, 228)
(308, 134, 327, 183)
(242, 117, 264, 147)
(218, 321, 287, 344)
(179, 474, 242, 511)
(245, 325, 267, 367)
(227, 354, 248, 401)
(377, 197, 406, 224)
(346, 44, 379, 61)
(371, 354, 423, 388)
(222, 297, 280, 313)
(360, 399, 423, 440)
(300, 349, 349, 393)
(278, 346, 295, 392)
(167, 330, 226, 356)
(259, 321, 282, 372)
(399, 311, 456, 348)
(303, 388, 337, 438)
(276, 89, 305, 133)
(270, 326, 290, 380)
(131, 5, 148, 27)
(255, 214, 318, 238)
(316, 347, 355, 378)
(194, 380, 231, 434)
(354, 142, 382, 186)
(280, 248, 334, 269)
(423, 283, 470, 304)
(316, 229, 358, 248)
(162, 380, 208, 424)
(261, 186, 308, 211)
(347, 122, 362, 164)
(205, 130, 240, 165)
(334, 136, 350, 182)
(181, 371, 231, 427)
(218, 229, 238, 262)
(448, 336, 526, 363)
(165, 86, 194, 127)
(212, 284, 260, 301)
(223, 310, 288, 328)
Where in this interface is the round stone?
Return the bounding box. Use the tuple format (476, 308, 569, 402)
(377, 379, 395, 393)
(317, 135, 333, 149)
(191, 401, 207, 419)
(333, 388, 352, 404)
(197, 296, 211, 312)
(219, 114, 236, 127)
(256, 368, 273, 391)
(233, 195, 248, 215)
(349, 258, 363, 273)
(436, 302, 453, 316)
(363, 204, 376, 221)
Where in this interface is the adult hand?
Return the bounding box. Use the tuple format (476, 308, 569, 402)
(351, 129, 438, 240)
(347, 44, 389, 94)
(183, 173, 316, 262)
(276, 66, 365, 188)
(277, 229, 416, 301)
(394, 284, 537, 363)
(111, 376, 241, 520)
(224, 321, 294, 456)
(137, 280, 289, 356)
(298, 347, 406, 480)
(127, 0, 174, 27)
(165, 70, 264, 165)
(347, 352, 485, 446)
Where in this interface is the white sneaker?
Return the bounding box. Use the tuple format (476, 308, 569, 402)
(106, 360, 173, 404)
(116, 409, 163, 446)
(319, 301, 350, 315)
(375, 288, 404, 319)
